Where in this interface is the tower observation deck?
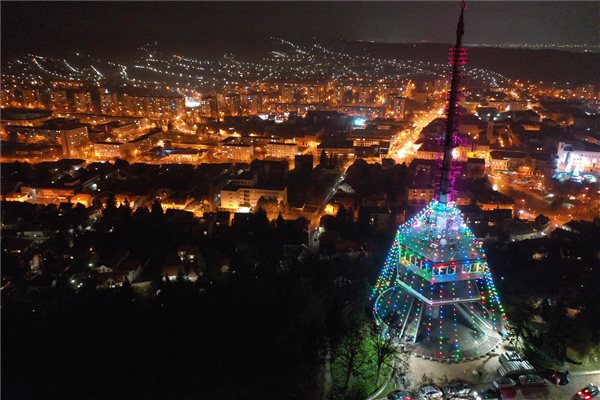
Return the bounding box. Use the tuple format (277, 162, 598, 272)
(371, 2, 506, 362)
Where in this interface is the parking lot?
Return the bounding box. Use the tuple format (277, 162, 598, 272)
(381, 347, 600, 400)
(491, 374, 600, 399)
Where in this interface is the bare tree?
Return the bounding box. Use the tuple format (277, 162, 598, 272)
(336, 322, 368, 393)
(369, 325, 409, 386)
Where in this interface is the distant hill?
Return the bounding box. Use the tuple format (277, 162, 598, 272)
(3, 32, 597, 86)
(329, 40, 599, 85)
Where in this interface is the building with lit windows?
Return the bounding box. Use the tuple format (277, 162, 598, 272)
(223, 93, 242, 116)
(303, 84, 325, 103)
(201, 95, 219, 119)
(94, 141, 124, 159)
(281, 84, 295, 103)
(122, 91, 185, 119)
(49, 89, 69, 112)
(219, 181, 287, 212)
(244, 93, 265, 115)
(19, 186, 76, 205)
(407, 185, 436, 205)
(317, 140, 355, 159)
(99, 92, 119, 115)
(391, 96, 406, 120)
(489, 150, 527, 173)
(21, 89, 42, 108)
(4, 118, 91, 158)
(338, 105, 385, 119)
(74, 91, 94, 113)
(120, 129, 161, 158)
(556, 140, 600, 174)
(158, 148, 201, 164)
(475, 191, 515, 213)
(221, 143, 254, 162)
(266, 142, 298, 159)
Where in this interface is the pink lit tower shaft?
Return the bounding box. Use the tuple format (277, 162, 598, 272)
(439, 1, 466, 205)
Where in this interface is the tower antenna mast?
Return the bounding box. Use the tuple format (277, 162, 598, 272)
(439, 0, 466, 205)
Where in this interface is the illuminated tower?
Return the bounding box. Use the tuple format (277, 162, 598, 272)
(371, 1, 506, 362)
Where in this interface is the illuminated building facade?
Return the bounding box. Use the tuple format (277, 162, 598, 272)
(223, 93, 242, 116)
(74, 91, 94, 113)
(372, 2, 506, 362)
(392, 96, 406, 120)
(221, 143, 254, 162)
(122, 92, 185, 119)
(5, 118, 91, 158)
(49, 89, 69, 112)
(158, 148, 201, 164)
(94, 141, 124, 159)
(219, 183, 287, 212)
(100, 92, 119, 115)
(59, 125, 92, 158)
(556, 141, 600, 174)
(244, 93, 265, 115)
(281, 84, 295, 103)
(407, 185, 436, 205)
(21, 89, 42, 108)
(266, 141, 298, 159)
(338, 105, 386, 119)
(201, 95, 219, 119)
(317, 140, 355, 159)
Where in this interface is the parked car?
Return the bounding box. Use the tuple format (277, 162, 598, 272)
(443, 380, 471, 397)
(493, 376, 517, 389)
(518, 374, 546, 386)
(388, 389, 415, 400)
(417, 384, 444, 400)
(575, 384, 600, 399)
(472, 387, 501, 400)
(549, 370, 570, 385)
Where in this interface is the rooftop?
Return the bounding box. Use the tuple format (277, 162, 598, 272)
(560, 140, 600, 153)
(397, 201, 486, 264)
(0, 107, 52, 121)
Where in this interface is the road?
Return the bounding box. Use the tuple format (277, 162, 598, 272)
(308, 162, 351, 227)
(488, 172, 596, 228)
(389, 104, 445, 165)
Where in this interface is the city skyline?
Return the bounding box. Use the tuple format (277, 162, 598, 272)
(2, 2, 599, 400)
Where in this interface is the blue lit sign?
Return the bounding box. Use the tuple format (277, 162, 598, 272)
(353, 117, 366, 126)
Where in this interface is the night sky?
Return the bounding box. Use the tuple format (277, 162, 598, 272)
(2, 1, 598, 57)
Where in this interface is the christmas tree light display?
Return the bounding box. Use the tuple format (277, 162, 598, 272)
(371, 2, 506, 361)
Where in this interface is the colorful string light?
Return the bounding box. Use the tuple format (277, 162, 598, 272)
(373, 200, 506, 361)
